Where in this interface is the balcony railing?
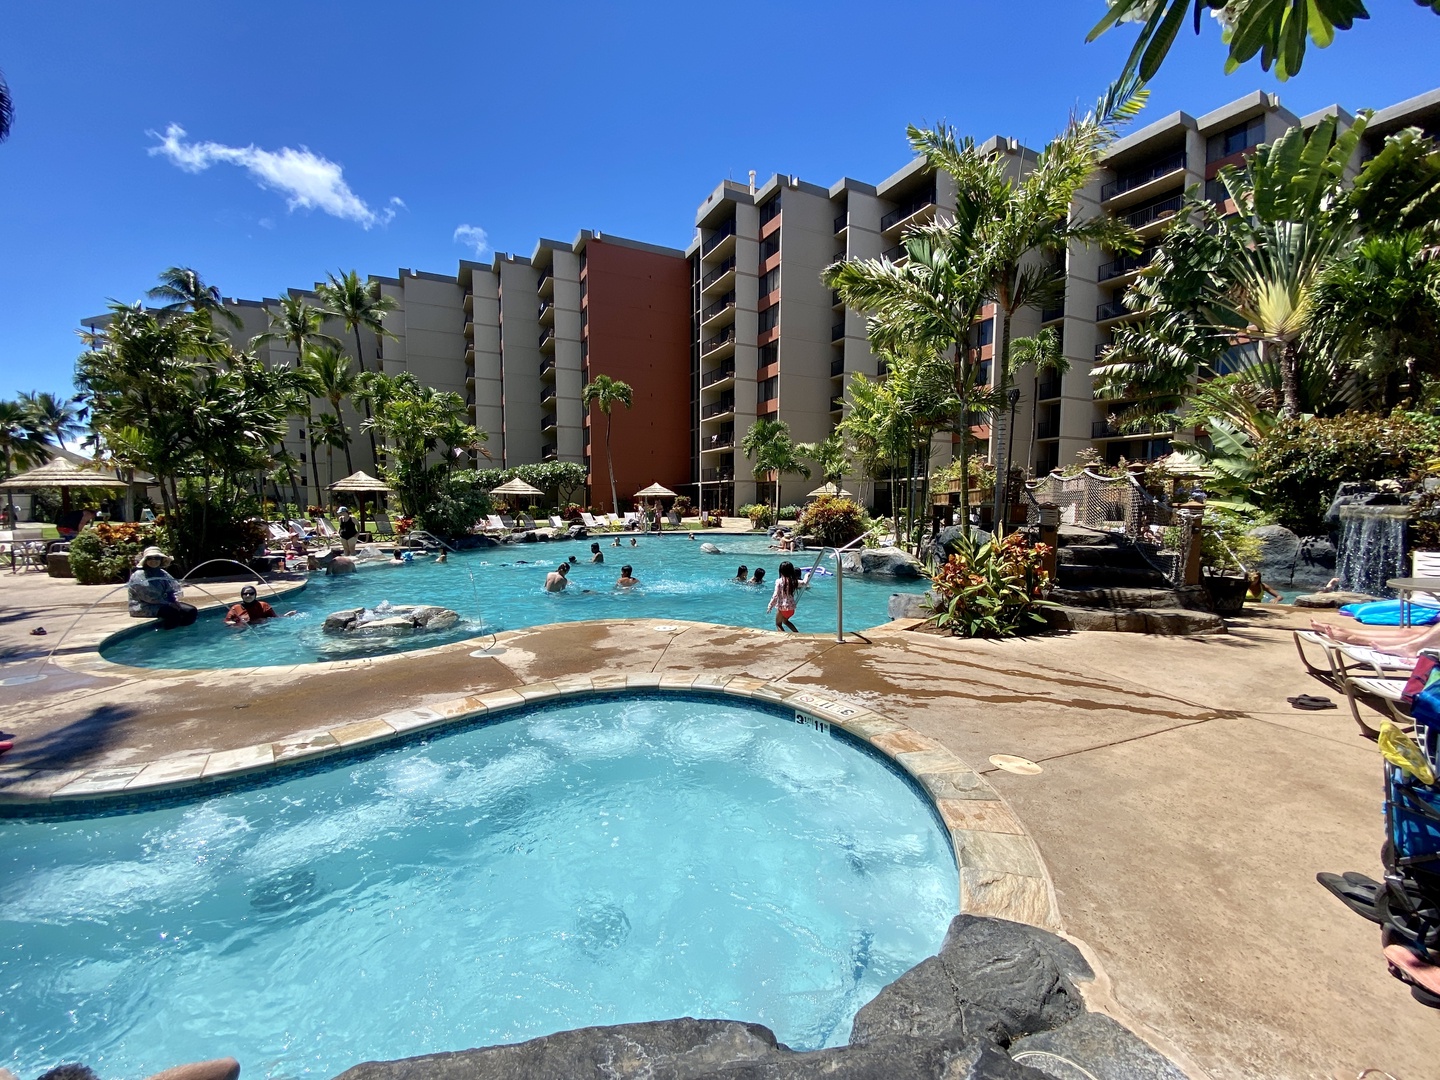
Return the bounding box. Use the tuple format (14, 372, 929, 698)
(1123, 195, 1183, 230)
(1040, 304, 1065, 323)
(542, 413, 557, 429)
(701, 361, 735, 387)
(700, 468, 735, 483)
(831, 289, 842, 307)
(701, 256, 736, 289)
(536, 268, 553, 290)
(1093, 415, 1176, 439)
(880, 188, 936, 231)
(830, 397, 845, 412)
(1097, 249, 1153, 281)
(706, 432, 735, 449)
(538, 328, 555, 348)
(701, 398, 735, 419)
(1101, 151, 1186, 202)
(834, 212, 848, 233)
(539, 358, 555, 378)
(1096, 299, 1130, 321)
(537, 300, 553, 319)
(701, 293, 735, 322)
(882, 243, 906, 262)
(542, 444, 557, 460)
(1036, 417, 1060, 440)
(830, 356, 845, 377)
(831, 322, 846, 341)
(701, 220, 736, 255)
(541, 387, 557, 405)
(701, 326, 736, 355)
(1036, 379, 1061, 401)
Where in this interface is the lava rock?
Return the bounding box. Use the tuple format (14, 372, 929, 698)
(840, 546, 923, 578)
(321, 608, 365, 632)
(1249, 524, 1300, 587)
(1294, 536, 1337, 590)
(1293, 590, 1373, 608)
(321, 605, 460, 635)
(888, 592, 935, 620)
(1009, 1012, 1189, 1080)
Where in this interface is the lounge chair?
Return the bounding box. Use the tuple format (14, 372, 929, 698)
(313, 515, 339, 539)
(1344, 675, 1415, 736)
(622, 512, 640, 529)
(484, 515, 507, 533)
(1293, 630, 1413, 687)
(372, 512, 396, 538)
(548, 516, 565, 530)
(580, 512, 601, 529)
(521, 514, 539, 530)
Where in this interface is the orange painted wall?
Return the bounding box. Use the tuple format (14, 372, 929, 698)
(583, 239, 692, 511)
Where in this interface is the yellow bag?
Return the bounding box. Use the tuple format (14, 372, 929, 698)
(1379, 720, 1437, 786)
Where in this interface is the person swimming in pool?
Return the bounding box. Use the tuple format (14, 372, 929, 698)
(590, 542, 604, 563)
(735, 565, 749, 582)
(750, 567, 766, 587)
(544, 563, 570, 592)
(617, 564, 639, 588)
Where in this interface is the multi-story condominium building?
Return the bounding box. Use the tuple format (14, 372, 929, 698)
(83, 87, 1439, 518)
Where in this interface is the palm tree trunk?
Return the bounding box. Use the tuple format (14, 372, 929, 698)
(1278, 339, 1302, 420)
(605, 410, 618, 514)
(353, 328, 380, 468)
(1026, 372, 1039, 482)
(955, 336, 972, 540)
(991, 310, 1015, 527)
(333, 395, 355, 476)
(307, 407, 322, 495)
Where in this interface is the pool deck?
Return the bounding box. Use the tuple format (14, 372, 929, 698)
(0, 567, 1427, 1080)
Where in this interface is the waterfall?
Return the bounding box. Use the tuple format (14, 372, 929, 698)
(1335, 505, 1408, 598)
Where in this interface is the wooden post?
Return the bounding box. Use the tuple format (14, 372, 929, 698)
(1179, 502, 1205, 587)
(1038, 503, 1060, 578)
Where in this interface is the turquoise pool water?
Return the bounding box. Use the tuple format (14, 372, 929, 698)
(101, 536, 927, 669)
(0, 692, 958, 1078)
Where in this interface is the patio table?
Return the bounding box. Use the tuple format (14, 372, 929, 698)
(1385, 576, 1440, 627)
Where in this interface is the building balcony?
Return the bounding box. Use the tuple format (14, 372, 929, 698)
(1095, 342, 1112, 360)
(538, 300, 554, 323)
(701, 325, 736, 356)
(831, 322, 846, 341)
(701, 398, 736, 420)
(1036, 417, 1061, 440)
(700, 293, 735, 326)
(463, 318, 474, 338)
(463, 291, 474, 314)
(542, 413, 557, 431)
(1101, 151, 1186, 203)
(1096, 299, 1132, 323)
(1122, 195, 1183, 232)
(831, 289, 843, 309)
(830, 397, 845, 413)
(830, 356, 845, 377)
(1092, 416, 1175, 440)
(465, 341, 475, 361)
(465, 374, 475, 390)
(1036, 378, 1061, 401)
(1040, 304, 1065, 323)
(538, 327, 555, 349)
(881, 189, 936, 232)
(882, 243, 906, 263)
(701, 360, 736, 388)
(1098, 249, 1153, 282)
(536, 269, 553, 296)
(834, 212, 848, 234)
(701, 255, 736, 292)
(700, 468, 735, 483)
(703, 432, 735, 451)
(701, 220, 736, 257)
(539, 357, 556, 380)
(541, 386, 557, 406)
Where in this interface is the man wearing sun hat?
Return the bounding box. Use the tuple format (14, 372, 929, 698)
(127, 546, 198, 629)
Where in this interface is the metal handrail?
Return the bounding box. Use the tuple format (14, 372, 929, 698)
(805, 531, 881, 643)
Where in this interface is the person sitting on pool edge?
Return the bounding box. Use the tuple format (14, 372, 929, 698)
(224, 585, 296, 626)
(127, 547, 198, 630)
(590, 542, 604, 563)
(617, 564, 639, 588)
(544, 563, 570, 591)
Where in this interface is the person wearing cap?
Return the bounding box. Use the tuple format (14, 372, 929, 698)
(224, 586, 295, 625)
(127, 547, 198, 629)
(336, 506, 359, 555)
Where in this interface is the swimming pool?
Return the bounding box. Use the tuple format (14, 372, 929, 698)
(101, 536, 927, 669)
(0, 692, 959, 1078)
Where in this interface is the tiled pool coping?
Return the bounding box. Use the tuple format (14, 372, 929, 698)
(0, 674, 1059, 930)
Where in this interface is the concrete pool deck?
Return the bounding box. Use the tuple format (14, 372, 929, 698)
(0, 570, 1428, 1079)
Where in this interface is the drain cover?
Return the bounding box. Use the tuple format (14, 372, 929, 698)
(470, 646, 507, 658)
(988, 754, 1042, 775)
(653, 625, 679, 632)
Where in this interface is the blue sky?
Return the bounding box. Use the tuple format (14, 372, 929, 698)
(2, 1, 1437, 401)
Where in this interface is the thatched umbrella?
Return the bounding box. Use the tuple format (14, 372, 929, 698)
(490, 477, 545, 508)
(634, 482, 677, 499)
(0, 457, 145, 522)
(327, 470, 394, 525)
(805, 482, 854, 499)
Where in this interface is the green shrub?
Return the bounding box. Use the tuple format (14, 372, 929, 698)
(68, 522, 158, 585)
(161, 481, 268, 574)
(671, 495, 693, 516)
(796, 495, 869, 547)
(738, 503, 775, 529)
(923, 531, 1052, 638)
(419, 470, 493, 537)
(777, 504, 800, 521)
(1253, 411, 1440, 533)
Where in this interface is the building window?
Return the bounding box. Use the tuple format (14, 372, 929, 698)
(759, 193, 781, 225)
(758, 342, 778, 368)
(759, 233, 780, 261)
(580, 277, 587, 298)
(758, 266, 780, 297)
(977, 360, 991, 386)
(974, 320, 994, 348)
(760, 376, 778, 402)
(758, 304, 780, 333)
(1208, 116, 1265, 162)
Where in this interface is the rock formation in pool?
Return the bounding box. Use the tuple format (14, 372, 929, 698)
(322, 603, 460, 635)
(330, 915, 1186, 1080)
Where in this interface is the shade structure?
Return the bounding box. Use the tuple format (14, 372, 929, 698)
(490, 477, 546, 498)
(633, 482, 678, 498)
(0, 457, 139, 490)
(805, 483, 854, 499)
(327, 470, 394, 494)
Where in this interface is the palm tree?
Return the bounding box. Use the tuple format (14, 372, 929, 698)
(740, 418, 811, 523)
(256, 295, 341, 494)
(317, 270, 396, 468)
(19, 391, 82, 448)
(302, 346, 358, 481)
(797, 431, 852, 488)
(313, 413, 349, 493)
(148, 267, 243, 330)
(0, 398, 51, 527)
(0, 69, 13, 144)
(581, 374, 634, 514)
(1007, 328, 1070, 481)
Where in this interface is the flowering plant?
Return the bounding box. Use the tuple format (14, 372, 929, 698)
(394, 516, 415, 535)
(922, 531, 1053, 638)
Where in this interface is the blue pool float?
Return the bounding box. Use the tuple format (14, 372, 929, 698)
(1339, 600, 1440, 626)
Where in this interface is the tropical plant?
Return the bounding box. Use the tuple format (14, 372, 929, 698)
(256, 295, 341, 494)
(581, 374, 634, 514)
(796, 431, 852, 488)
(18, 391, 81, 448)
(740, 418, 811, 523)
(1088, 1, 1436, 82)
(317, 269, 397, 466)
(796, 494, 869, 547)
(360, 372, 485, 519)
(923, 531, 1053, 638)
(737, 503, 775, 530)
(417, 469, 492, 537)
(67, 521, 159, 585)
(313, 412, 348, 494)
(301, 345, 358, 481)
(147, 266, 243, 329)
(0, 397, 53, 526)
(0, 68, 12, 144)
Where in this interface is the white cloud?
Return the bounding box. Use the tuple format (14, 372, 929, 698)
(147, 123, 399, 229)
(453, 224, 490, 256)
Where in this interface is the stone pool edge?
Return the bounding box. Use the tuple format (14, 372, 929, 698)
(0, 674, 1061, 931)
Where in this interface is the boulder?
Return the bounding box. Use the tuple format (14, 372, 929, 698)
(1249, 524, 1300, 587)
(888, 592, 935, 620)
(322, 608, 365, 632)
(1293, 590, 1373, 608)
(1294, 535, 1337, 590)
(699, 542, 722, 554)
(840, 546, 923, 578)
(322, 604, 460, 635)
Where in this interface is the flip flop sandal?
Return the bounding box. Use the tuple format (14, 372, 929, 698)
(28, 627, 46, 636)
(1384, 944, 1440, 1006)
(1288, 694, 1338, 710)
(0, 741, 12, 756)
(1318, 872, 1385, 923)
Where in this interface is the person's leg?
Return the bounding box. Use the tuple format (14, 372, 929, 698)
(157, 602, 198, 629)
(144, 1058, 240, 1080)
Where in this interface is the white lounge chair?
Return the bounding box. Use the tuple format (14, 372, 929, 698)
(1293, 629, 1413, 686)
(1343, 675, 1415, 737)
(580, 512, 601, 529)
(548, 516, 565, 530)
(484, 515, 507, 533)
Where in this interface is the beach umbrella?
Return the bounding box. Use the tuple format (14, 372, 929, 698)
(805, 482, 854, 499)
(490, 478, 545, 498)
(634, 482, 677, 498)
(327, 470, 394, 523)
(0, 456, 145, 516)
